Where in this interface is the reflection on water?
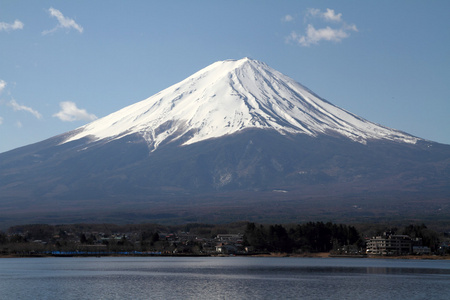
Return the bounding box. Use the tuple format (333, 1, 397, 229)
(365, 266, 450, 275)
(1, 257, 449, 299)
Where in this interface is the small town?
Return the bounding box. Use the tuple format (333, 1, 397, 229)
(1, 222, 449, 258)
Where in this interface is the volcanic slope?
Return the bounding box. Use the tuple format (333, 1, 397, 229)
(63, 57, 418, 148)
(0, 58, 449, 226)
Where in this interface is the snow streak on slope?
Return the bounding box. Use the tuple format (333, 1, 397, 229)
(63, 58, 418, 150)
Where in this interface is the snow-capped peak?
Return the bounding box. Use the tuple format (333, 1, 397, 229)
(63, 58, 418, 150)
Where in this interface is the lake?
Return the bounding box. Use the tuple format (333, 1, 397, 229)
(1, 256, 449, 299)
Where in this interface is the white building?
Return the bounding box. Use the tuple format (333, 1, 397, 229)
(366, 233, 412, 255)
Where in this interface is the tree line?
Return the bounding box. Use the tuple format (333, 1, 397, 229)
(0, 221, 447, 256)
(243, 222, 363, 253)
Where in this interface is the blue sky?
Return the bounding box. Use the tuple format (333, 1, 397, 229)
(1, 1, 449, 153)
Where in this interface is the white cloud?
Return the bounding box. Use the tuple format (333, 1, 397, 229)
(292, 24, 353, 47)
(0, 116, 3, 125)
(323, 9, 342, 22)
(305, 8, 341, 22)
(53, 101, 97, 122)
(282, 15, 294, 22)
(0, 19, 24, 32)
(42, 7, 83, 35)
(287, 8, 357, 47)
(9, 99, 42, 119)
(306, 8, 321, 19)
(15, 121, 22, 128)
(345, 24, 358, 32)
(0, 80, 6, 93)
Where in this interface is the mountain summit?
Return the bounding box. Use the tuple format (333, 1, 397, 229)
(64, 58, 417, 151)
(0, 58, 448, 228)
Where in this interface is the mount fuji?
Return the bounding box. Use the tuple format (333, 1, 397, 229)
(1, 58, 449, 227)
(64, 58, 417, 148)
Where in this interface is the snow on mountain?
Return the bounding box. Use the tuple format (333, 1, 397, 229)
(63, 58, 418, 150)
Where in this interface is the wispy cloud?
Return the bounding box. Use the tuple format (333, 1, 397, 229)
(290, 25, 351, 47)
(286, 8, 357, 47)
(322, 8, 342, 22)
(0, 80, 6, 94)
(0, 117, 3, 125)
(306, 8, 342, 23)
(9, 99, 42, 119)
(42, 7, 83, 35)
(15, 121, 22, 128)
(282, 15, 294, 22)
(305, 8, 320, 19)
(0, 19, 24, 32)
(53, 101, 97, 122)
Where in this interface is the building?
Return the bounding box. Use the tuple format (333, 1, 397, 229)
(216, 234, 243, 242)
(412, 246, 431, 255)
(215, 243, 238, 254)
(366, 233, 412, 255)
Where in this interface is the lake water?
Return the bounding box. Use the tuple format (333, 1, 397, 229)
(1, 256, 449, 299)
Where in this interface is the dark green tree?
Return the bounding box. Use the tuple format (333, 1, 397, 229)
(80, 234, 87, 244)
(267, 224, 292, 252)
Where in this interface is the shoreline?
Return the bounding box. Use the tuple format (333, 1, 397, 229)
(252, 252, 450, 260)
(2, 252, 449, 260)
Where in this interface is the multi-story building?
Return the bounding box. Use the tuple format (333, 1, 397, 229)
(366, 233, 412, 255)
